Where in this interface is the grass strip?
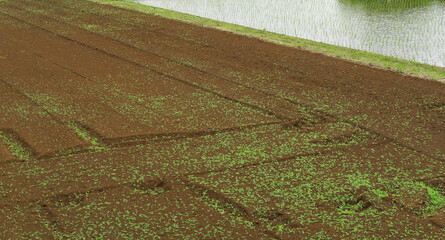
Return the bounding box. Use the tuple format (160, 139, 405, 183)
(89, 0, 445, 82)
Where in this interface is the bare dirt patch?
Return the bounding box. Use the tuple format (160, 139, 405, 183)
(0, 0, 444, 238)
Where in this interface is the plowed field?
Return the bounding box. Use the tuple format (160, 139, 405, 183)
(0, 0, 444, 239)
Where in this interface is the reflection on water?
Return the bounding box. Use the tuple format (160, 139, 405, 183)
(337, 0, 445, 67)
(340, 0, 439, 12)
(131, 0, 445, 67)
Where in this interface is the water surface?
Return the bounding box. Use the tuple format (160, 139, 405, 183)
(131, 0, 445, 67)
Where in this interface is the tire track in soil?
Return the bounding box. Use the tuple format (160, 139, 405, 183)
(1, 110, 376, 167)
(0, 77, 92, 161)
(16, 178, 276, 239)
(0, 9, 370, 133)
(0, 138, 15, 162)
(0, 41, 163, 139)
(16, 177, 281, 239)
(0, 5, 323, 163)
(0, 35, 283, 157)
(20, 0, 445, 118)
(0, 117, 304, 165)
(40, 119, 291, 161)
(2, 137, 393, 238)
(2, 2, 442, 163)
(3, 34, 287, 127)
(181, 179, 282, 239)
(183, 138, 392, 178)
(0, 78, 89, 159)
(2, 7, 431, 169)
(0, 6, 378, 120)
(26, 0, 311, 118)
(18, 0, 382, 97)
(1, 135, 390, 205)
(0, 6, 298, 121)
(0, 129, 38, 161)
(1, 1, 443, 238)
(4, 120, 364, 205)
(0, 4, 438, 204)
(14, 0, 320, 97)
(58, 1, 440, 161)
(1, 114, 341, 164)
(27, 0, 352, 104)
(36, 183, 127, 235)
(20, 0, 344, 113)
(1, 34, 295, 146)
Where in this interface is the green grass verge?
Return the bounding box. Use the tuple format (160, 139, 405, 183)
(89, 0, 445, 83)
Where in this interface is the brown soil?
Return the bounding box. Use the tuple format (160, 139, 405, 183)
(0, 0, 444, 239)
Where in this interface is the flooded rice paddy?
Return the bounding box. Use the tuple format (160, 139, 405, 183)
(131, 0, 445, 67)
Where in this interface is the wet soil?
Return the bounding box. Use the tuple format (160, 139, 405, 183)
(0, 0, 444, 239)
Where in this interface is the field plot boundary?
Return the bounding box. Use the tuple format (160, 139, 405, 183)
(89, 0, 445, 83)
(1, 2, 441, 163)
(0, 5, 296, 121)
(42, 119, 294, 160)
(1, 0, 444, 238)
